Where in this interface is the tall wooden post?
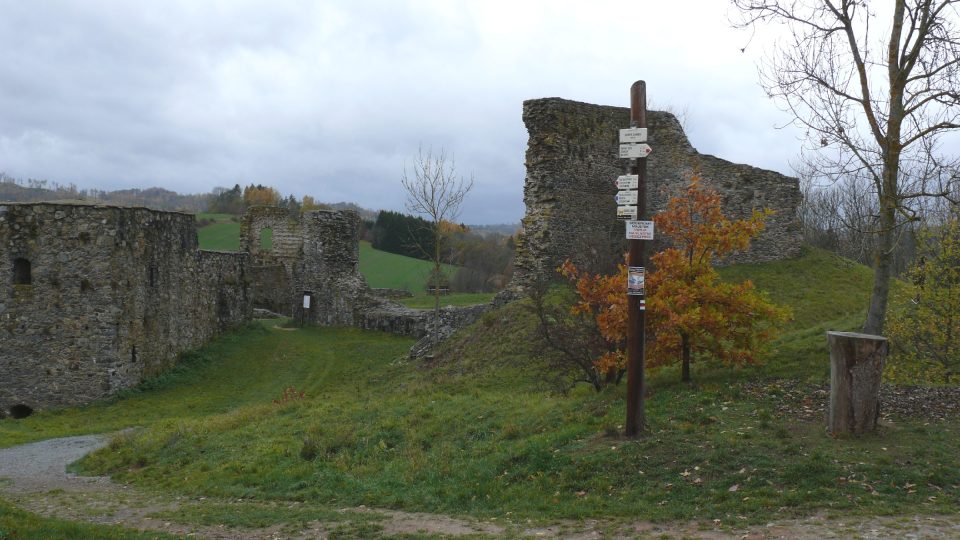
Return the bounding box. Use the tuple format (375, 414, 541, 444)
(625, 81, 647, 437)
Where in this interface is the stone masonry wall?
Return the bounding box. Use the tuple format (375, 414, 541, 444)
(293, 210, 368, 326)
(508, 97, 802, 294)
(239, 207, 302, 315)
(0, 203, 251, 414)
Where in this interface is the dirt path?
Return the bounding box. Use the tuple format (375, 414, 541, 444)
(2, 434, 959, 539)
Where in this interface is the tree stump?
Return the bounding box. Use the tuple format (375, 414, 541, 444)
(827, 331, 888, 436)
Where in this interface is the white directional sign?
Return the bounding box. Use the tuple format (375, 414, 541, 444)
(619, 143, 653, 159)
(617, 205, 638, 220)
(615, 190, 638, 205)
(620, 128, 648, 143)
(625, 220, 655, 240)
(616, 174, 639, 190)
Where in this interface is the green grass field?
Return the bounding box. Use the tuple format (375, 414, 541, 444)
(2, 246, 956, 535)
(193, 214, 492, 306)
(195, 213, 242, 251)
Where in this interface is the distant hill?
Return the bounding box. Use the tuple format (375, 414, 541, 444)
(0, 174, 518, 232)
(0, 175, 209, 211)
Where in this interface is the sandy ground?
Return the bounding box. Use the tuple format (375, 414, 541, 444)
(1, 434, 959, 539)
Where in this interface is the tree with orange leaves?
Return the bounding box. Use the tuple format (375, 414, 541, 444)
(647, 177, 789, 381)
(558, 176, 789, 384)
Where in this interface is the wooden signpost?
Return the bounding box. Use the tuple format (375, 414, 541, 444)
(621, 81, 650, 437)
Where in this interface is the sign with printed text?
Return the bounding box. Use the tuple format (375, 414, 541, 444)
(620, 128, 648, 143)
(615, 190, 638, 205)
(616, 205, 637, 220)
(625, 220, 655, 240)
(616, 174, 639, 190)
(627, 266, 645, 296)
(619, 143, 652, 159)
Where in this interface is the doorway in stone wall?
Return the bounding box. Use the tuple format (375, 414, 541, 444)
(301, 291, 313, 326)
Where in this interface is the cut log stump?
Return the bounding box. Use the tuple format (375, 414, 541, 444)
(827, 331, 888, 436)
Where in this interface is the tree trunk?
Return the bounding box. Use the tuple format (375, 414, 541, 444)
(862, 147, 900, 336)
(827, 331, 888, 436)
(681, 332, 691, 382)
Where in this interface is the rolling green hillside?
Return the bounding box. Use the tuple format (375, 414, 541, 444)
(195, 215, 492, 305)
(358, 241, 455, 291)
(195, 213, 242, 251)
(3, 246, 955, 533)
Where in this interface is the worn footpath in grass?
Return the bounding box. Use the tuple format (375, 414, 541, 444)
(0, 498, 179, 540)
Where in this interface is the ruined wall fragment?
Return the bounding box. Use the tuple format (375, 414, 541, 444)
(507, 98, 803, 294)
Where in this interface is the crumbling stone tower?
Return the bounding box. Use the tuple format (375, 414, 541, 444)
(239, 207, 368, 324)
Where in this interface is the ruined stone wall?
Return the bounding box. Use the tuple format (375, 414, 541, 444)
(239, 206, 302, 315)
(508, 98, 803, 293)
(0, 203, 251, 414)
(293, 210, 368, 326)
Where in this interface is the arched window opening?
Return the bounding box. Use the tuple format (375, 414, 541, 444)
(260, 228, 274, 252)
(13, 258, 31, 285)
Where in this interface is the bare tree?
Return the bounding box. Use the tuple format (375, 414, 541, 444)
(732, 0, 960, 334)
(401, 146, 474, 345)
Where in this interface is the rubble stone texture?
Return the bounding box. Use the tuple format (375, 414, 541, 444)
(0, 203, 251, 413)
(507, 98, 803, 295)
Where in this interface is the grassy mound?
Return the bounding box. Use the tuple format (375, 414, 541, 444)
(5, 247, 956, 525)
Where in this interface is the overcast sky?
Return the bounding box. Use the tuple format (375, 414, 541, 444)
(0, 1, 806, 224)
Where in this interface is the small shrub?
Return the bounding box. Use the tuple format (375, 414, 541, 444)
(300, 437, 319, 461)
(274, 387, 306, 405)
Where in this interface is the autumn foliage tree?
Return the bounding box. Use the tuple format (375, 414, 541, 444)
(243, 184, 281, 207)
(886, 214, 960, 384)
(647, 178, 790, 381)
(554, 177, 789, 386)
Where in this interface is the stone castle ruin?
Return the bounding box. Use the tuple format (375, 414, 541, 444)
(0, 203, 251, 415)
(1, 95, 803, 416)
(0, 203, 485, 416)
(507, 98, 802, 294)
(239, 207, 367, 325)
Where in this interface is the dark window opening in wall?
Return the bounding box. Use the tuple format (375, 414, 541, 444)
(13, 258, 31, 285)
(9, 404, 33, 419)
(260, 228, 274, 252)
(149, 265, 158, 287)
(80, 279, 93, 293)
(131, 345, 137, 363)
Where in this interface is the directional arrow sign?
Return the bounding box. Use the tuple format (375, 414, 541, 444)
(619, 143, 652, 159)
(620, 127, 648, 143)
(616, 205, 638, 220)
(616, 174, 639, 190)
(615, 190, 638, 205)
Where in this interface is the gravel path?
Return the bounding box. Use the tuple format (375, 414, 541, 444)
(0, 433, 114, 493)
